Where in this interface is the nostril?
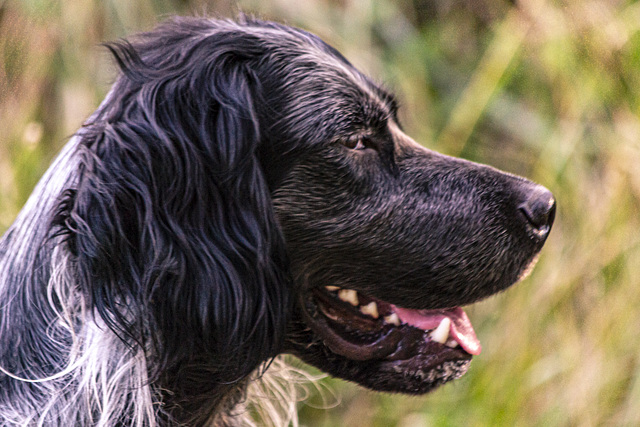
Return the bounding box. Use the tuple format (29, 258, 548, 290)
(518, 187, 556, 237)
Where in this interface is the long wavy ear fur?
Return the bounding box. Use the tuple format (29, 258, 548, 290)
(53, 18, 291, 407)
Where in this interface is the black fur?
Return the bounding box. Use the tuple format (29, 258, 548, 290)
(0, 17, 554, 425)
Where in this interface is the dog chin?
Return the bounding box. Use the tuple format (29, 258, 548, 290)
(286, 286, 483, 394)
(517, 253, 541, 282)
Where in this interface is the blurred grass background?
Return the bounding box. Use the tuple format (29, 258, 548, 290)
(1, 0, 640, 425)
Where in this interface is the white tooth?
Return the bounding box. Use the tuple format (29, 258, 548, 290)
(430, 317, 451, 344)
(445, 339, 459, 348)
(384, 312, 401, 326)
(360, 302, 379, 318)
(325, 286, 340, 292)
(338, 289, 359, 306)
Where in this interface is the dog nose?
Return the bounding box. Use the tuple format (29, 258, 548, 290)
(518, 185, 556, 238)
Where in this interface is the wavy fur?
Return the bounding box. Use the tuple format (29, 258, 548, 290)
(0, 17, 295, 426)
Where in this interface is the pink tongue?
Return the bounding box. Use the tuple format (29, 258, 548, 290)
(391, 306, 482, 355)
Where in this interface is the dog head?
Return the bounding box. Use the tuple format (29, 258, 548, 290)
(57, 16, 554, 409)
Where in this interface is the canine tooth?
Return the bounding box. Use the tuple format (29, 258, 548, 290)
(360, 302, 379, 318)
(338, 289, 359, 306)
(384, 313, 401, 326)
(325, 286, 340, 292)
(445, 339, 459, 348)
(430, 317, 451, 344)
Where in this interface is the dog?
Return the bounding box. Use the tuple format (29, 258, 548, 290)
(0, 16, 555, 426)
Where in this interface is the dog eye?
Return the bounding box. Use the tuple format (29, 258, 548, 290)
(343, 137, 368, 150)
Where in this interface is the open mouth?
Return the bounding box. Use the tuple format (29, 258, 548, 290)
(295, 285, 483, 393)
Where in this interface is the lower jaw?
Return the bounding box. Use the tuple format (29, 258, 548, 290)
(286, 333, 472, 394)
(284, 294, 474, 394)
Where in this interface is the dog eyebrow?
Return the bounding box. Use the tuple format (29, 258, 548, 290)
(372, 85, 399, 121)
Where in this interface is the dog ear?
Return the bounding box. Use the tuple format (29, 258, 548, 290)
(54, 27, 291, 387)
